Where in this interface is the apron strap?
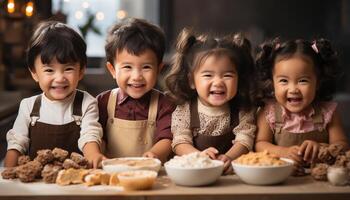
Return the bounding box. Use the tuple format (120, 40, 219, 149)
(107, 88, 119, 120)
(147, 90, 159, 126)
(30, 95, 42, 126)
(72, 90, 84, 125)
(312, 106, 324, 124)
(190, 99, 200, 136)
(229, 104, 239, 128)
(274, 104, 284, 134)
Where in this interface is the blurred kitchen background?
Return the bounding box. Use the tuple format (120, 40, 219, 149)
(1, 0, 350, 160)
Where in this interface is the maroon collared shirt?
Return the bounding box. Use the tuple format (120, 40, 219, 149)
(97, 89, 175, 143)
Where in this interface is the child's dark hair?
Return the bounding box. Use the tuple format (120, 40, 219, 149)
(255, 38, 341, 105)
(105, 18, 165, 65)
(27, 21, 87, 71)
(165, 28, 255, 110)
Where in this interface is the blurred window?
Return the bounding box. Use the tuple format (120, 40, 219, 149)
(52, 0, 159, 63)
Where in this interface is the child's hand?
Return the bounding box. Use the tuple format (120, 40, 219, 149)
(217, 154, 233, 175)
(298, 140, 319, 163)
(285, 145, 303, 166)
(85, 152, 106, 169)
(142, 151, 158, 159)
(200, 147, 219, 159)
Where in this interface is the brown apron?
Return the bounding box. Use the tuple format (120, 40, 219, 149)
(28, 91, 83, 159)
(190, 100, 238, 154)
(105, 88, 158, 158)
(273, 104, 329, 147)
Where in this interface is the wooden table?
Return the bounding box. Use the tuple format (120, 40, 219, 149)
(1, 170, 349, 200)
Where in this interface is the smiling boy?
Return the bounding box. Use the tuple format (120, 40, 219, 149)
(97, 18, 175, 162)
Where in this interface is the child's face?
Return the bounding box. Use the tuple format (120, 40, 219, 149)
(273, 56, 317, 113)
(30, 56, 84, 101)
(191, 55, 238, 107)
(106, 49, 162, 99)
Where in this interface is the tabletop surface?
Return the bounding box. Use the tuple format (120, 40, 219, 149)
(1, 168, 350, 200)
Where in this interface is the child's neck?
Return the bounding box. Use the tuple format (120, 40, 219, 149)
(197, 98, 229, 116)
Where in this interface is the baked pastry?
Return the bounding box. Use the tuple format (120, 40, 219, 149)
(18, 155, 31, 166)
(70, 152, 89, 167)
(109, 172, 119, 186)
(56, 168, 89, 185)
(1, 167, 17, 179)
(15, 160, 43, 182)
(52, 148, 69, 162)
(83, 170, 110, 186)
(41, 164, 62, 183)
(311, 163, 329, 181)
(35, 149, 54, 165)
(62, 159, 81, 169)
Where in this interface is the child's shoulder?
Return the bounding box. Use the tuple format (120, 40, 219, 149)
(16, 93, 43, 115)
(19, 93, 41, 108)
(318, 101, 337, 123)
(152, 89, 177, 111)
(318, 101, 337, 111)
(77, 90, 98, 105)
(96, 89, 114, 104)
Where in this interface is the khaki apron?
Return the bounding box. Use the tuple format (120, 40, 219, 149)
(28, 91, 83, 159)
(105, 88, 159, 158)
(190, 100, 238, 154)
(273, 104, 329, 147)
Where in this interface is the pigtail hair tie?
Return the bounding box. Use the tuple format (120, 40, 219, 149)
(311, 42, 319, 53)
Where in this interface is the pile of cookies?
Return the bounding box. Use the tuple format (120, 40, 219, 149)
(1, 148, 89, 183)
(310, 144, 350, 186)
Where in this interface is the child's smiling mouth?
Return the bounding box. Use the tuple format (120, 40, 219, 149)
(128, 83, 145, 88)
(287, 97, 302, 103)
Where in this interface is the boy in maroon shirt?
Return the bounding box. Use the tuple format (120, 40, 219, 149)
(97, 18, 175, 163)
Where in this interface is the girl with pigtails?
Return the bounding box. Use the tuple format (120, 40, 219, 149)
(254, 38, 349, 174)
(165, 28, 257, 174)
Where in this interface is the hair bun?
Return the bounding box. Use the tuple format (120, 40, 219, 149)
(176, 28, 197, 54)
(316, 39, 337, 59)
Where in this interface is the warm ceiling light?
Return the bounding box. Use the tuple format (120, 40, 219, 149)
(116, 10, 127, 20)
(7, 0, 15, 14)
(25, 1, 34, 17)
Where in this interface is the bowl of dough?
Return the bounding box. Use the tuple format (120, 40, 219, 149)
(232, 151, 294, 185)
(164, 152, 224, 186)
(102, 157, 161, 173)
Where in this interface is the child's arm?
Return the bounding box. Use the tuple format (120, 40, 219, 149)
(328, 110, 349, 149)
(218, 143, 249, 174)
(82, 141, 106, 168)
(143, 139, 172, 163)
(174, 144, 220, 160)
(79, 93, 105, 168)
(255, 108, 303, 164)
(4, 149, 21, 167)
(174, 143, 200, 155)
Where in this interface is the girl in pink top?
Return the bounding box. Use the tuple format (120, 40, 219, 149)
(254, 38, 349, 174)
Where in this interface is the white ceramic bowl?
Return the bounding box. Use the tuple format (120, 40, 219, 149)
(232, 158, 294, 185)
(164, 160, 224, 186)
(102, 157, 161, 173)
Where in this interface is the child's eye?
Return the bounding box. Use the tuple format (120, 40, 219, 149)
(143, 65, 152, 70)
(65, 67, 75, 71)
(278, 79, 288, 83)
(223, 73, 234, 78)
(299, 79, 309, 84)
(202, 73, 212, 77)
(122, 65, 132, 69)
(44, 69, 54, 73)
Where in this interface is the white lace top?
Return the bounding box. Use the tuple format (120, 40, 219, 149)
(171, 98, 256, 151)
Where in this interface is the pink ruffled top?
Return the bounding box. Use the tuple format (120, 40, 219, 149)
(265, 101, 337, 134)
